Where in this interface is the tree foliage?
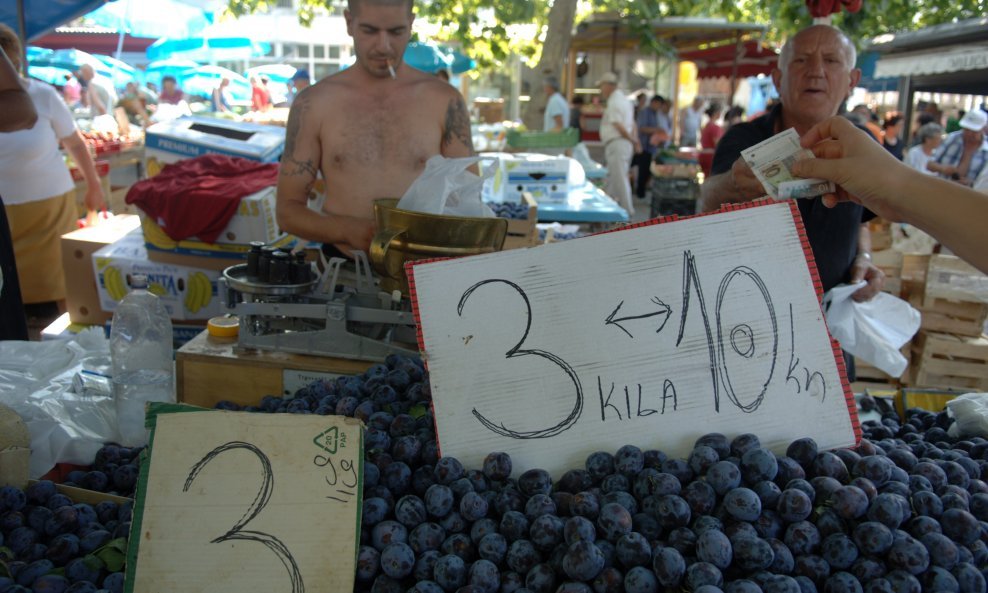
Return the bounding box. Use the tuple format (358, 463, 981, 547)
(226, 0, 988, 65)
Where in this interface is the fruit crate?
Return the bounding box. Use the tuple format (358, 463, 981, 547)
(871, 249, 903, 297)
(505, 127, 580, 150)
(911, 331, 988, 392)
(501, 192, 539, 250)
(923, 253, 988, 307)
(893, 387, 964, 419)
(867, 218, 893, 251)
(901, 254, 988, 337)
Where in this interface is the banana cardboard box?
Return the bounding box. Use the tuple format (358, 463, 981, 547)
(92, 230, 222, 321)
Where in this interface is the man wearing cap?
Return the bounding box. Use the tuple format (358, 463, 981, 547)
(927, 109, 988, 186)
(598, 72, 640, 216)
(287, 69, 311, 106)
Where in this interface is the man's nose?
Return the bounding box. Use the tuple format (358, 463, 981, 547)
(380, 33, 393, 53)
(806, 54, 825, 75)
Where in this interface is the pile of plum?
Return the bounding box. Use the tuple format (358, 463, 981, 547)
(0, 481, 130, 593)
(208, 356, 988, 593)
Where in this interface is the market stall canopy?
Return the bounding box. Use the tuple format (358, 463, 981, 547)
(678, 40, 778, 80)
(869, 17, 988, 95)
(0, 0, 106, 41)
(146, 36, 270, 63)
(26, 64, 74, 86)
(83, 0, 210, 39)
(245, 64, 297, 85)
(143, 57, 198, 87)
(177, 64, 251, 106)
(570, 15, 766, 55)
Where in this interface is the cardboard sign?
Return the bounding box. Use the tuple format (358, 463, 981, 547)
(409, 201, 859, 477)
(127, 407, 363, 593)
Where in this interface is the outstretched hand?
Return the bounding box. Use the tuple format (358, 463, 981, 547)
(790, 117, 904, 221)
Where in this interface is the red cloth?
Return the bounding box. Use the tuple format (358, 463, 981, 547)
(126, 154, 279, 243)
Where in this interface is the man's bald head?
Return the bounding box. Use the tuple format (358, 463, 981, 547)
(779, 24, 856, 71)
(347, 0, 414, 14)
(79, 64, 95, 81)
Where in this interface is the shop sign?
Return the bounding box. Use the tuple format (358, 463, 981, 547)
(409, 201, 859, 477)
(128, 408, 362, 593)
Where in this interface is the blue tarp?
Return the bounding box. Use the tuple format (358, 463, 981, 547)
(1, 0, 108, 41)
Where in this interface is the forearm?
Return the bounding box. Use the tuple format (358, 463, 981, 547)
(698, 171, 740, 212)
(856, 223, 872, 257)
(889, 172, 988, 274)
(63, 133, 101, 190)
(276, 199, 354, 245)
(612, 123, 636, 143)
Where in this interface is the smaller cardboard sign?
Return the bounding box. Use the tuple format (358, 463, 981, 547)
(127, 407, 363, 593)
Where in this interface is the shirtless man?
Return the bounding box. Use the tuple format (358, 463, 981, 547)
(276, 0, 475, 256)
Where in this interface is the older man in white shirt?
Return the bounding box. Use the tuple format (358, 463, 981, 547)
(598, 72, 640, 215)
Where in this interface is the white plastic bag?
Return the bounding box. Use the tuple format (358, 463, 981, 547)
(946, 393, 988, 438)
(822, 282, 921, 377)
(397, 155, 495, 217)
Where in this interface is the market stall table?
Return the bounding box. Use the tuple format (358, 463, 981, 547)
(530, 181, 629, 224)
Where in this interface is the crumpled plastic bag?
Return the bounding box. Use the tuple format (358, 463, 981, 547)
(0, 329, 119, 478)
(397, 155, 495, 218)
(946, 393, 988, 438)
(822, 281, 921, 377)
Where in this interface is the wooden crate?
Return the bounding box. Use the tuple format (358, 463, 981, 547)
(872, 249, 903, 297)
(868, 219, 893, 251)
(907, 293, 988, 337)
(911, 331, 988, 392)
(854, 345, 910, 385)
(500, 192, 539, 250)
(924, 254, 988, 306)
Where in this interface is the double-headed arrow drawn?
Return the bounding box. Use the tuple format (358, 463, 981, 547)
(605, 297, 673, 339)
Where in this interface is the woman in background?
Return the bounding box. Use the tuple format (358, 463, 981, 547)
(904, 123, 943, 175)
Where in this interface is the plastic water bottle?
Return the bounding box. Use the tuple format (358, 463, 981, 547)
(110, 273, 175, 446)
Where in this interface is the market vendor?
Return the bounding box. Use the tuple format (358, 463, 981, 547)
(276, 0, 475, 258)
(699, 25, 883, 302)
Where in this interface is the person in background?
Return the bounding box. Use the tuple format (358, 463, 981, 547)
(656, 97, 673, 145)
(212, 77, 232, 113)
(596, 72, 639, 217)
(634, 92, 647, 119)
(542, 75, 569, 132)
(698, 102, 724, 177)
(945, 109, 964, 134)
(158, 75, 184, 105)
(926, 109, 988, 186)
(679, 96, 704, 148)
(724, 105, 745, 130)
(795, 116, 988, 274)
(62, 73, 81, 107)
(569, 95, 585, 136)
(881, 113, 904, 160)
(78, 64, 117, 116)
(120, 81, 152, 127)
(904, 122, 943, 175)
(850, 104, 882, 142)
(633, 95, 665, 200)
(287, 69, 311, 106)
(250, 76, 271, 112)
(0, 45, 36, 340)
(277, 0, 477, 257)
(910, 110, 937, 146)
(0, 25, 106, 323)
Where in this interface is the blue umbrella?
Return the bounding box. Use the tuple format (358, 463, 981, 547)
(94, 54, 140, 82)
(26, 46, 54, 65)
(442, 47, 476, 74)
(84, 0, 210, 39)
(178, 65, 251, 107)
(245, 64, 297, 85)
(143, 58, 199, 87)
(39, 48, 134, 89)
(147, 36, 271, 63)
(403, 41, 452, 74)
(27, 65, 74, 86)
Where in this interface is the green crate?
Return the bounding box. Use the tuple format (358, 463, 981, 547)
(505, 128, 580, 149)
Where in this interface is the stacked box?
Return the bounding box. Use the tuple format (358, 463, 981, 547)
(911, 332, 988, 392)
(92, 229, 223, 321)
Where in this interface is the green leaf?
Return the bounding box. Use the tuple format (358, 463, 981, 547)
(96, 547, 126, 573)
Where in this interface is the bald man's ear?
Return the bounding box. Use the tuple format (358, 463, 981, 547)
(848, 68, 862, 94)
(770, 67, 782, 93)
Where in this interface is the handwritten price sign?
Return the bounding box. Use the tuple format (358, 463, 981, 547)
(127, 410, 362, 593)
(409, 202, 860, 477)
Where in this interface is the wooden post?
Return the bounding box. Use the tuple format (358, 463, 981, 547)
(728, 34, 742, 106)
(566, 46, 577, 101)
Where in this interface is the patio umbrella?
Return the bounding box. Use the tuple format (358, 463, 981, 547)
(178, 65, 251, 106)
(245, 64, 297, 85)
(26, 65, 73, 86)
(84, 0, 210, 39)
(441, 46, 475, 74)
(37, 48, 133, 88)
(143, 58, 199, 87)
(147, 36, 271, 63)
(403, 41, 452, 74)
(26, 46, 54, 65)
(94, 53, 140, 82)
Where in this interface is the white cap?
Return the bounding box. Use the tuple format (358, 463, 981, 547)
(959, 109, 987, 132)
(596, 72, 619, 86)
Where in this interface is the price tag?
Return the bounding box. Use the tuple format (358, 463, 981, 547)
(409, 201, 859, 477)
(127, 408, 362, 593)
